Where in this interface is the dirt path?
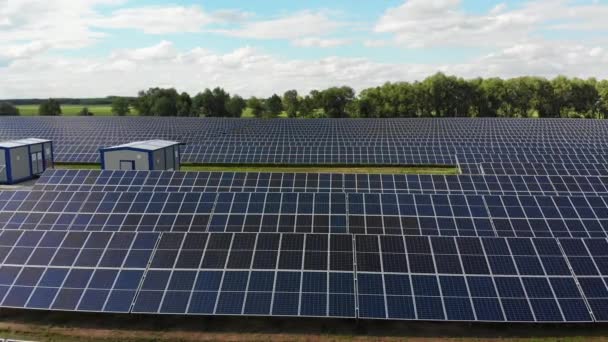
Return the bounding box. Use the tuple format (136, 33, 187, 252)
(1, 309, 608, 342)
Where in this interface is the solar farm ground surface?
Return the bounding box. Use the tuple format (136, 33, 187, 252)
(2, 117, 608, 340)
(54, 163, 460, 175)
(2, 310, 608, 341)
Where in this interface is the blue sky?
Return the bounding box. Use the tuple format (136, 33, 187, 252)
(1, 0, 607, 98)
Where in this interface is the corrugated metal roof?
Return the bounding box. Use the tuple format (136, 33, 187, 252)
(106, 140, 181, 151)
(0, 138, 52, 148)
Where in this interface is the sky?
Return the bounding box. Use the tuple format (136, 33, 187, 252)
(1, 0, 608, 98)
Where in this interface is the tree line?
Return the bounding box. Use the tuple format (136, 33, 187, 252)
(2, 73, 608, 118)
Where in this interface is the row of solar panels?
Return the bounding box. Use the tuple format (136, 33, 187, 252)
(3, 117, 608, 130)
(460, 162, 608, 176)
(1, 117, 607, 167)
(34, 170, 608, 196)
(1, 190, 608, 238)
(50, 147, 608, 165)
(0, 231, 607, 322)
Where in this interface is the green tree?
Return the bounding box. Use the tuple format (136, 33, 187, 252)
(134, 88, 179, 116)
(176, 92, 192, 117)
(477, 78, 506, 117)
(319, 86, 355, 118)
(528, 77, 557, 118)
(283, 90, 300, 118)
(421, 72, 470, 117)
(247, 97, 265, 118)
(570, 78, 599, 118)
(552, 76, 574, 117)
(226, 95, 246, 117)
(192, 87, 231, 117)
(266, 94, 283, 117)
(596, 80, 608, 119)
(503, 78, 534, 117)
(111, 97, 130, 116)
(551, 77, 599, 118)
(0, 102, 20, 116)
(38, 99, 62, 116)
(358, 83, 417, 118)
(152, 96, 176, 117)
(78, 107, 94, 116)
(134, 90, 153, 116)
(299, 96, 316, 118)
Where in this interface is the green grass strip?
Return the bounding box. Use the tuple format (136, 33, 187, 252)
(54, 163, 459, 175)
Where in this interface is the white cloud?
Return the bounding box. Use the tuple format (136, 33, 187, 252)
(212, 11, 342, 40)
(0, 0, 119, 50)
(2, 40, 608, 99)
(375, 0, 537, 48)
(212, 9, 254, 23)
(2, 1, 608, 98)
(363, 40, 390, 48)
(374, 0, 608, 48)
(94, 5, 214, 34)
(110, 40, 177, 61)
(468, 41, 608, 78)
(292, 37, 350, 48)
(0, 41, 50, 62)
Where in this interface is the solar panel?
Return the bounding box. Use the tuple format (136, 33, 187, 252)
(34, 170, 608, 196)
(132, 233, 356, 317)
(2, 190, 608, 238)
(0, 230, 159, 312)
(0, 231, 606, 322)
(2, 117, 608, 323)
(1, 117, 607, 167)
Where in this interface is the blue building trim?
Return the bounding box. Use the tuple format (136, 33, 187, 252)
(164, 148, 170, 170)
(99, 149, 106, 170)
(148, 151, 154, 170)
(3, 148, 12, 184)
(48, 142, 55, 169)
(41, 143, 46, 170)
(27, 145, 33, 176)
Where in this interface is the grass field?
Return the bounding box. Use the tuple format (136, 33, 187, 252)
(16, 104, 137, 116)
(241, 107, 289, 118)
(16, 105, 282, 117)
(55, 163, 460, 175)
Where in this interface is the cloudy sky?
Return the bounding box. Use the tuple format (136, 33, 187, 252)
(1, 0, 608, 98)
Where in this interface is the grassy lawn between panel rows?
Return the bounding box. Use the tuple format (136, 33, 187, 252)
(54, 163, 460, 175)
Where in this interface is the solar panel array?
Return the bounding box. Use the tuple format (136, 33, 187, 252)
(1, 117, 608, 174)
(1, 117, 608, 323)
(1, 230, 607, 321)
(35, 170, 608, 196)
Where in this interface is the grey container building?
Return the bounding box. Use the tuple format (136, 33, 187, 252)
(0, 138, 54, 184)
(100, 140, 182, 171)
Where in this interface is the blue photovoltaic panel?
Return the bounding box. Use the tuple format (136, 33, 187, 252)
(2, 117, 608, 324)
(0, 232, 606, 322)
(1, 117, 607, 168)
(1, 190, 608, 238)
(33, 170, 608, 196)
(0, 230, 159, 313)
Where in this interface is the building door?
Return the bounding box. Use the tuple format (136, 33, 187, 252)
(120, 160, 135, 170)
(31, 152, 44, 174)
